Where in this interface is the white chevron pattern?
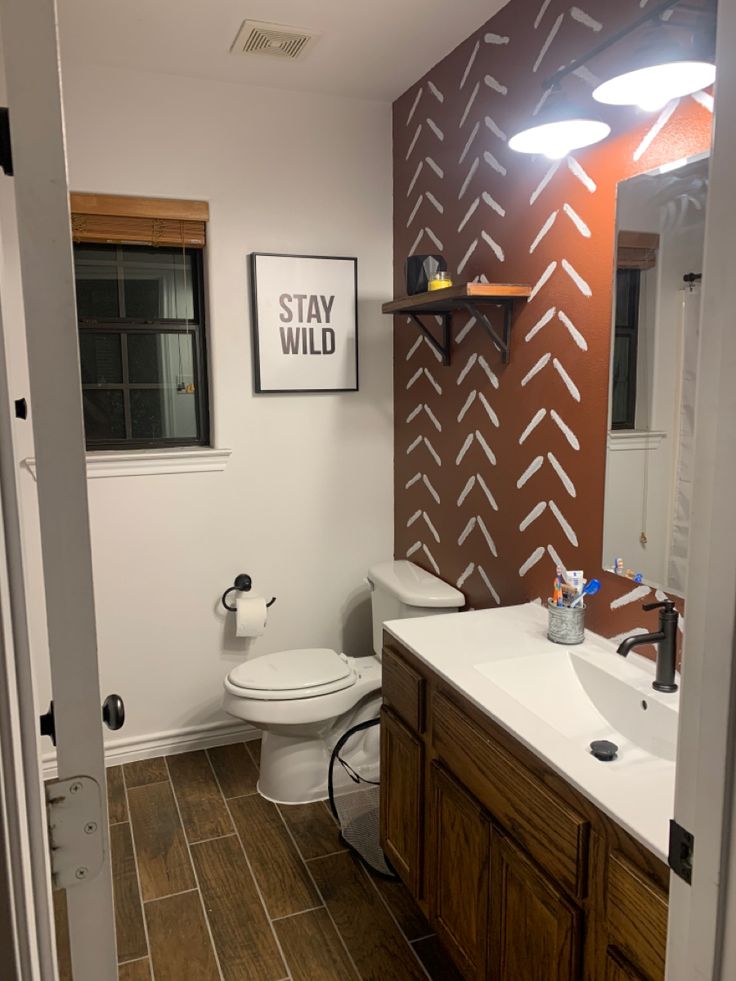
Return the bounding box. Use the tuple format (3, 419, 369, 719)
(396, 0, 709, 617)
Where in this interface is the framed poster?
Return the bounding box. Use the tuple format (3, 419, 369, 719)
(250, 252, 359, 393)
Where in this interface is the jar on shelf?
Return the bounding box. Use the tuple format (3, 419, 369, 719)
(427, 271, 453, 291)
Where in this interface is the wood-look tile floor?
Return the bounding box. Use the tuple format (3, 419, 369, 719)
(54, 740, 462, 980)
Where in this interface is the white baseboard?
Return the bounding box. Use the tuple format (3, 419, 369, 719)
(41, 719, 261, 778)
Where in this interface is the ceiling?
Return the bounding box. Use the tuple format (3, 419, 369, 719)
(57, 0, 510, 101)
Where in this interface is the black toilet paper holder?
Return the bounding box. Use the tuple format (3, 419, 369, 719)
(221, 573, 277, 613)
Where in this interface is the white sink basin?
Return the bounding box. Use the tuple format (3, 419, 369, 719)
(475, 649, 678, 763)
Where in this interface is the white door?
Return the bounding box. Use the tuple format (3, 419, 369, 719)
(0, 0, 117, 977)
(666, 0, 736, 977)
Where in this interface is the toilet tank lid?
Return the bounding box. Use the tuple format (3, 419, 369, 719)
(367, 560, 464, 608)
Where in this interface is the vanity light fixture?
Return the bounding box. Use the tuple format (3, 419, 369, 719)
(508, 115, 610, 160)
(509, 0, 715, 158)
(592, 37, 715, 113)
(509, 90, 610, 160)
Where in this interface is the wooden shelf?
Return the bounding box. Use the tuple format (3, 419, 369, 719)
(382, 282, 531, 315)
(382, 282, 532, 365)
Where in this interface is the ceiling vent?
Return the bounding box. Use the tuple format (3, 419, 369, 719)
(230, 20, 318, 60)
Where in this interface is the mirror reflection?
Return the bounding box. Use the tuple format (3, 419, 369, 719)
(603, 154, 709, 595)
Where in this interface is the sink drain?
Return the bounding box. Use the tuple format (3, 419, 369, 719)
(590, 739, 618, 762)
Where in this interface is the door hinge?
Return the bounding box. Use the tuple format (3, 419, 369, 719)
(0, 108, 12, 176)
(45, 776, 105, 889)
(668, 818, 694, 884)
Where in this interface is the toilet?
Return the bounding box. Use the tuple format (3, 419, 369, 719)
(223, 559, 464, 804)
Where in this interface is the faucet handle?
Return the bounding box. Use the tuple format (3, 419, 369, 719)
(642, 599, 677, 614)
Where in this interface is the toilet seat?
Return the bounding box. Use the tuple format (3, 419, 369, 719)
(226, 648, 357, 702)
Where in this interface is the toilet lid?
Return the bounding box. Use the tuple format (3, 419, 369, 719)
(227, 648, 356, 699)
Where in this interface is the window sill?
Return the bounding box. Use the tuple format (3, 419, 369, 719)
(24, 447, 232, 480)
(607, 430, 667, 452)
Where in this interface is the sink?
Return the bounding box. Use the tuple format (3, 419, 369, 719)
(474, 649, 678, 763)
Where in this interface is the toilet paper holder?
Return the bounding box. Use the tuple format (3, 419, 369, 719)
(221, 573, 277, 613)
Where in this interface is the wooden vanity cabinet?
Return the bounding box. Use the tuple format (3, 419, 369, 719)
(380, 635, 670, 981)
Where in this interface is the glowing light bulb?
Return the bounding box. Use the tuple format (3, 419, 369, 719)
(509, 119, 610, 158)
(593, 61, 715, 111)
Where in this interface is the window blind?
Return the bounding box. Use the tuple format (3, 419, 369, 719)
(617, 230, 660, 271)
(70, 193, 208, 248)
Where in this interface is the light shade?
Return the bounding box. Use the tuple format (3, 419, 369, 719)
(509, 118, 611, 160)
(593, 59, 715, 113)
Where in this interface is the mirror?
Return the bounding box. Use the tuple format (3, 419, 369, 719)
(602, 153, 709, 596)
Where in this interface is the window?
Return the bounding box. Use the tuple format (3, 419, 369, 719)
(74, 243, 209, 449)
(611, 267, 641, 430)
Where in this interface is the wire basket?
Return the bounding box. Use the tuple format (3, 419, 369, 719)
(328, 718, 397, 879)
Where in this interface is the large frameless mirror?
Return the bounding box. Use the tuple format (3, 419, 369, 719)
(602, 152, 709, 595)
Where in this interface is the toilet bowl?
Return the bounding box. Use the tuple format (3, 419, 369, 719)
(223, 560, 464, 804)
(223, 649, 382, 804)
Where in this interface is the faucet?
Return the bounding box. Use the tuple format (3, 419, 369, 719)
(616, 600, 679, 693)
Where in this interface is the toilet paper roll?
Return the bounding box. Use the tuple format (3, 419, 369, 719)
(235, 593, 268, 638)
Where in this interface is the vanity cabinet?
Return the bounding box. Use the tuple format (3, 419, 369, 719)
(380, 635, 670, 981)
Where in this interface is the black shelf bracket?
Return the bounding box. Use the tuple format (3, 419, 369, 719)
(462, 301, 514, 364)
(407, 312, 451, 366)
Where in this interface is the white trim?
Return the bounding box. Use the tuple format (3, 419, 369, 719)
(23, 447, 232, 480)
(667, 0, 736, 975)
(40, 719, 259, 778)
(607, 430, 667, 452)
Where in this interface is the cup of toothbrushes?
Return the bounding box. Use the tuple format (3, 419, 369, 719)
(547, 599, 586, 645)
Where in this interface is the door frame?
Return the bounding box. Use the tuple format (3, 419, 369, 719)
(0, 0, 117, 977)
(666, 0, 736, 976)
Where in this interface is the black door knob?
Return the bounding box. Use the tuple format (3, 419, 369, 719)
(102, 694, 125, 731)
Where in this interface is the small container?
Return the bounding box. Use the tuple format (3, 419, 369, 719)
(428, 271, 453, 291)
(547, 599, 586, 645)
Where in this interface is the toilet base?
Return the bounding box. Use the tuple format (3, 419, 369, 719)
(257, 694, 382, 805)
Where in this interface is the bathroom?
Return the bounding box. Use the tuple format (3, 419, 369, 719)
(0, 0, 735, 978)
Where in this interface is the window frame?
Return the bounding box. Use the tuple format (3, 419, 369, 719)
(75, 243, 211, 451)
(611, 266, 641, 431)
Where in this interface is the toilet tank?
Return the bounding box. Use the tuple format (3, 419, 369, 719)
(367, 560, 464, 659)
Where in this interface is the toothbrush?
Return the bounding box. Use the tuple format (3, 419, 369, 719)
(570, 578, 601, 608)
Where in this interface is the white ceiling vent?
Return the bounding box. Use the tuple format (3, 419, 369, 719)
(230, 20, 319, 61)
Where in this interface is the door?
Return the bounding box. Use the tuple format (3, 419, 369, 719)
(667, 0, 736, 978)
(428, 762, 491, 980)
(490, 832, 581, 981)
(380, 707, 424, 896)
(0, 0, 117, 977)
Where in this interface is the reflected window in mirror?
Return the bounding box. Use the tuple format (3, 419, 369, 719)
(612, 268, 641, 430)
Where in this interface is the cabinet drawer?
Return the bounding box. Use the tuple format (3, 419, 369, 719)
(607, 852, 667, 980)
(382, 643, 426, 733)
(432, 692, 589, 899)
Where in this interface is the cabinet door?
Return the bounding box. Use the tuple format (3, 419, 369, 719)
(490, 832, 581, 981)
(380, 707, 424, 895)
(428, 763, 491, 980)
(605, 948, 647, 981)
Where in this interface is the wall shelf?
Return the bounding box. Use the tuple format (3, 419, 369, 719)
(382, 283, 532, 365)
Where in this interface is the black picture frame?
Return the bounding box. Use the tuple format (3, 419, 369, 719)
(250, 252, 359, 393)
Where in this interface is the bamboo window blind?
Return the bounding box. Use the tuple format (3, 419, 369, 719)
(70, 193, 209, 247)
(617, 230, 660, 271)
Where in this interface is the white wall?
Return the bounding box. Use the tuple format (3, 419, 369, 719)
(24, 62, 394, 762)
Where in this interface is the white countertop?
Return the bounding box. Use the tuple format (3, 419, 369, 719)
(384, 602, 677, 863)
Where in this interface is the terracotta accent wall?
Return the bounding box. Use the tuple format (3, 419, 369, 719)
(392, 0, 712, 647)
